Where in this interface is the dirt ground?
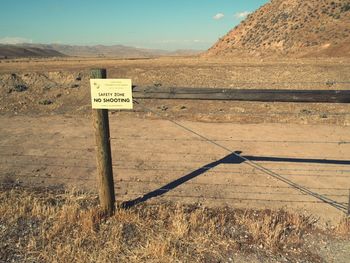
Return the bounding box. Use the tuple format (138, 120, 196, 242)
(1, 56, 350, 124)
(1, 113, 349, 223)
(0, 56, 350, 226)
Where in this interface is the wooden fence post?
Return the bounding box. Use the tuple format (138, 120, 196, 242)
(348, 189, 350, 217)
(90, 68, 115, 216)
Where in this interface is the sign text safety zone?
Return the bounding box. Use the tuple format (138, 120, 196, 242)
(90, 79, 133, 109)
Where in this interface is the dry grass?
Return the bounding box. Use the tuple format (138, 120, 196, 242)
(0, 186, 347, 263)
(335, 217, 350, 237)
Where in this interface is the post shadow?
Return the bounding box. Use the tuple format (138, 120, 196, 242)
(121, 151, 350, 208)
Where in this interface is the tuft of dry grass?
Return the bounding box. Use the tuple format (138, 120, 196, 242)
(335, 217, 350, 237)
(0, 186, 346, 263)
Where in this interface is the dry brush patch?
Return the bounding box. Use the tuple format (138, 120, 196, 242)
(335, 217, 350, 238)
(0, 186, 347, 262)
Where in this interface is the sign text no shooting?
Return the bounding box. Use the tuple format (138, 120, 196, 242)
(90, 79, 133, 110)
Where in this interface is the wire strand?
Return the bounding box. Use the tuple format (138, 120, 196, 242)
(133, 99, 348, 213)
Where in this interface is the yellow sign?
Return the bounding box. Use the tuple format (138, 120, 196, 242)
(90, 79, 133, 109)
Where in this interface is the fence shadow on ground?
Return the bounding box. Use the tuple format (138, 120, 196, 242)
(121, 151, 350, 208)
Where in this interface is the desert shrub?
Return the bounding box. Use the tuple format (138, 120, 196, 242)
(39, 99, 53, 105)
(9, 84, 28, 93)
(341, 3, 350, 12)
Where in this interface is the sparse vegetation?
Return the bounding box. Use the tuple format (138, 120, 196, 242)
(38, 99, 53, 105)
(335, 217, 350, 237)
(341, 3, 350, 12)
(2, 186, 349, 262)
(8, 84, 28, 93)
(206, 0, 350, 57)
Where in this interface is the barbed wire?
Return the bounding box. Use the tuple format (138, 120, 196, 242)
(120, 192, 349, 205)
(130, 109, 350, 116)
(1, 179, 347, 205)
(2, 152, 350, 172)
(1, 174, 349, 191)
(123, 188, 348, 198)
(111, 164, 350, 173)
(3, 132, 349, 145)
(0, 153, 93, 161)
(1, 176, 348, 199)
(1, 147, 348, 165)
(0, 174, 95, 181)
(0, 134, 92, 140)
(2, 161, 349, 178)
(1, 154, 350, 178)
(0, 145, 94, 152)
(114, 179, 350, 191)
(1, 170, 348, 206)
(133, 99, 348, 213)
(109, 137, 350, 145)
(191, 81, 350, 85)
(112, 167, 350, 178)
(114, 151, 350, 166)
(120, 109, 350, 118)
(0, 97, 349, 211)
(0, 161, 95, 169)
(1, 146, 348, 165)
(118, 180, 350, 192)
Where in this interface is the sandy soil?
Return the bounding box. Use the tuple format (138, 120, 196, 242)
(0, 56, 350, 226)
(1, 113, 349, 225)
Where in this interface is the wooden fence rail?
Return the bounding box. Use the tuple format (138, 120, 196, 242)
(133, 87, 350, 103)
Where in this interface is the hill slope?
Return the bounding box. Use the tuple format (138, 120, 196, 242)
(24, 44, 165, 58)
(0, 45, 65, 58)
(20, 44, 202, 58)
(206, 0, 350, 57)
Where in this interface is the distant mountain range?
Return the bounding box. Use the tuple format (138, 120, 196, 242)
(3, 0, 350, 60)
(0, 43, 202, 59)
(0, 44, 65, 58)
(205, 0, 350, 57)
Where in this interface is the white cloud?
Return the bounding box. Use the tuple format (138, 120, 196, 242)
(155, 39, 206, 44)
(0, 36, 33, 45)
(234, 11, 251, 19)
(213, 13, 225, 20)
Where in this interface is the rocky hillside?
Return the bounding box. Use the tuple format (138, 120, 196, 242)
(0, 45, 65, 59)
(206, 0, 350, 57)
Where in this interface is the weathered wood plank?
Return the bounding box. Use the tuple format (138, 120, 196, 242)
(132, 86, 350, 103)
(91, 68, 115, 216)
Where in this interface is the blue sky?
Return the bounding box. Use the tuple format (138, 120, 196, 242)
(0, 0, 268, 50)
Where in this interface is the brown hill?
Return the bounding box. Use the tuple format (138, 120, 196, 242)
(20, 44, 202, 58)
(25, 44, 165, 58)
(0, 45, 65, 59)
(205, 0, 350, 58)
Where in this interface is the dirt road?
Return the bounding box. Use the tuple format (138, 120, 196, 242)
(1, 112, 349, 224)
